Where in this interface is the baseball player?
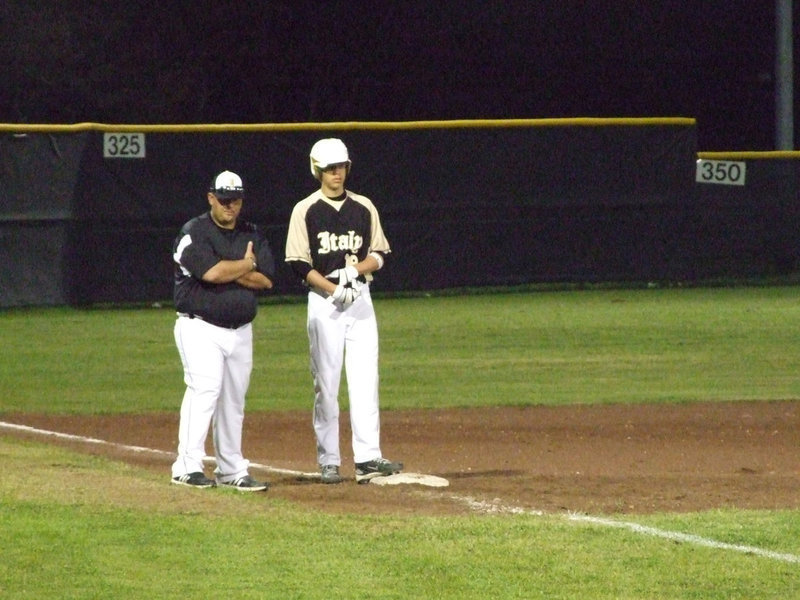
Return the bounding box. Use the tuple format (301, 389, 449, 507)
(171, 170, 275, 491)
(284, 138, 403, 484)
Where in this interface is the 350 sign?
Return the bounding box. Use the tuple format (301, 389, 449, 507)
(695, 159, 746, 186)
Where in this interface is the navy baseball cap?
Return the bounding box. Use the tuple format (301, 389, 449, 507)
(209, 170, 245, 199)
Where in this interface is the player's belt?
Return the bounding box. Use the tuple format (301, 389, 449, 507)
(177, 312, 248, 330)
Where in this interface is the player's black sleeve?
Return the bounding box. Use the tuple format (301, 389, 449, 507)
(288, 259, 313, 282)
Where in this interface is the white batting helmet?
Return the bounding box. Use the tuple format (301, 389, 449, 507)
(309, 138, 351, 180)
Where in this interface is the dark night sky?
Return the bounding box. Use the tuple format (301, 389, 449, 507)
(1, 1, 792, 150)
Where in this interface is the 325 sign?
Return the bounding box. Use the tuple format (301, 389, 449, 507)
(103, 133, 146, 158)
(695, 159, 746, 186)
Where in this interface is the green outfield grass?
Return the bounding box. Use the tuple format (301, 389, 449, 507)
(2, 285, 799, 414)
(1, 286, 799, 598)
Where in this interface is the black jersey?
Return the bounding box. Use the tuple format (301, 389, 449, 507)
(173, 212, 275, 327)
(284, 190, 390, 280)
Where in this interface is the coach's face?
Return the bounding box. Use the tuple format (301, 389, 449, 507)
(208, 193, 243, 229)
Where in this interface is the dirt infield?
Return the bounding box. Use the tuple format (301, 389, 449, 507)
(4, 400, 800, 516)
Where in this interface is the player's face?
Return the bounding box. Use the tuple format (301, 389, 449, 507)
(320, 163, 347, 195)
(208, 193, 243, 229)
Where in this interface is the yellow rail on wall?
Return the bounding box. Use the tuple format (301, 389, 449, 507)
(0, 117, 696, 134)
(698, 151, 800, 160)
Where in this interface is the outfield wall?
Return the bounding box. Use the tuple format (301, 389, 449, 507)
(1, 119, 797, 308)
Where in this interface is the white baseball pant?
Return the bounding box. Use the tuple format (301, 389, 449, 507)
(307, 284, 381, 466)
(171, 316, 252, 483)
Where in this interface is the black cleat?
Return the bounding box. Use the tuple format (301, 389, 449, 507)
(172, 472, 216, 488)
(355, 458, 403, 483)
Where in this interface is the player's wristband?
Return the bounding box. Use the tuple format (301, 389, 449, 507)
(369, 252, 384, 270)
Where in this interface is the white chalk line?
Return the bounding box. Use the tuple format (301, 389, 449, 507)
(3, 420, 800, 564)
(0, 420, 320, 479)
(570, 513, 800, 564)
(444, 494, 800, 564)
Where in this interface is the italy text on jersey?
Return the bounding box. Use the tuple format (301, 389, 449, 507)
(316, 230, 364, 255)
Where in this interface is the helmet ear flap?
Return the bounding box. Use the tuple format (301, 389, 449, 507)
(310, 156, 322, 180)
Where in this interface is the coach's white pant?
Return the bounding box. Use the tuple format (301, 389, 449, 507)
(308, 285, 381, 466)
(171, 316, 252, 483)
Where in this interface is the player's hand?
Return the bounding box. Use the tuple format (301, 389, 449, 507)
(350, 278, 364, 293)
(339, 265, 359, 284)
(329, 283, 360, 306)
(326, 265, 359, 285)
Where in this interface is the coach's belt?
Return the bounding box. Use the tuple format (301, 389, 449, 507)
(177, 313, 247, 330)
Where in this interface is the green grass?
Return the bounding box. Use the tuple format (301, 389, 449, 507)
(1, 439, 798, 600)
(2, 286, 800, 598)
(1, 286, 798, 414)
(378, 286, 800, 407)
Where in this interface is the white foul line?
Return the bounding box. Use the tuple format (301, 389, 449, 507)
(3, 420, 800, 564)
(0, 420, 320, 479)
(0, 421, 174, 457)
(570, 513, 800, 564)
(442, 496, 800, 565)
